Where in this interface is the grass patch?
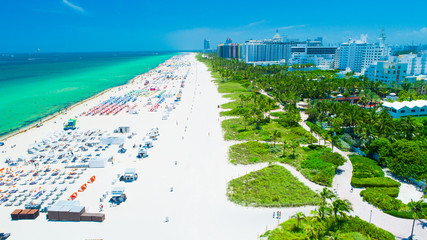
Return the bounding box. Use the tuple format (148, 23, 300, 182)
(217, 82, 247, 94)
(227, 165, 320, 207)
(229, 141, 281, 164)
(270, 111, 286, 118)
(299, 146, 346, 187)
(222, 117, 315, 143)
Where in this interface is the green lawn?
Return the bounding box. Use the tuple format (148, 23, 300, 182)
(227, 165, 321, 207)
(217, 82, 247, 93)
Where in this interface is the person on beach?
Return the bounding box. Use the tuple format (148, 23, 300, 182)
(273, 212, 275, 218)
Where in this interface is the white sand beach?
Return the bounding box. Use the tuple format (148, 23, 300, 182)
(0, 54, 315, 240)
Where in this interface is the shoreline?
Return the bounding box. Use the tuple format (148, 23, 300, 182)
(0, 55, 177, 142)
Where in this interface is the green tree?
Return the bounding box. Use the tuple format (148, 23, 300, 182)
(291, 212, 306, 229)
(408, 199, 424, 240)
(290, 139, 299, 158)
(271, 129, 282, 147)
(331, 199, 353, 223)
(319, 188, 336, 206)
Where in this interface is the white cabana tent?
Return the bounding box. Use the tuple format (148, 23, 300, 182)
(89, 158, 107, 168)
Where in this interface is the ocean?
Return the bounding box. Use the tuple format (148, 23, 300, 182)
(0, 51, 177, 137)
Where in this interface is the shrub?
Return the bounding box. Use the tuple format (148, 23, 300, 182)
(384, 210, 415, 219)
(349, 155, 384, 178)
(351, 177, 401, 188)
(360, 191, 405, 211)
(388, 140, 427, 180)
(361, 187, 400, 198)
(319, 151, 346, 167)
(385, 206, 427, 219)
(339, 216, 395, 240)
(341, 133, 355, 145)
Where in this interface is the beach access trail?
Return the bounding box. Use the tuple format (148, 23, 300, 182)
(1, 54, 315, 240)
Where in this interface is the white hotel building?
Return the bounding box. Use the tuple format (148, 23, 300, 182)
(364, 61, 408, 85)
(243, 31, 298, 64)
(389, 53, 427, 76)
(382, 100, 427, 118)
(335, 31, 389, 73)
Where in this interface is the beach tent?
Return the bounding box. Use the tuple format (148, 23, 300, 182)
(89, 158, 106, 168)
(128, 109, 138, 114)
(100, 136, 125, 145)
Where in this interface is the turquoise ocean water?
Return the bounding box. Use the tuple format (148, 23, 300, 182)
(0, 52, 176, 137)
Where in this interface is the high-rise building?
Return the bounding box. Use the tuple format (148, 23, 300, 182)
(243, 30, 300, 64)
(389, 53, 427, 75)
(203, 38, 211, 52)
(335, 31, 389, 72)
(290, 44, 337, 69)
(364, 61, 408, 85)
(217, 38, 244, 59)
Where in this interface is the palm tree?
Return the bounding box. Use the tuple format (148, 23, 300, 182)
(271, 130, 282, 147)
(331, 199, 353, 225)
(409, 199, 424, 240)
(282, 140, 287, 157)
(242, 110, 252, 131)
(325, 230, 341, 240)
(400, 116, 417, 140)
(291, 212, 306, 229)
(319, 188, 336, 206)
(290, 139, 299, 158)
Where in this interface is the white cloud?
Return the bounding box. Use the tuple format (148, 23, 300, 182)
(62, 0, 84, 13)
(419, 27, 427, 33)
(246, 20, 266, 28)
(278, 25, 305, 30)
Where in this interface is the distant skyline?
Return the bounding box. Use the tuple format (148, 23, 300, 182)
(1, 0, 426, 53)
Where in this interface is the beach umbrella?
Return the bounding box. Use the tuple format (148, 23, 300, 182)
(69, 192, 78, 200)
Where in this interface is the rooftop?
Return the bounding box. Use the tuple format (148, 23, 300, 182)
(382, 100, 427, 110)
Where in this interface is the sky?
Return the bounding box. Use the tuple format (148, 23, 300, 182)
(0, 0, 426, 53)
